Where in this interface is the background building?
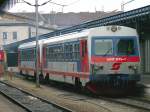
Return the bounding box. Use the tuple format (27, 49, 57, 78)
(0, 11, 55, 49)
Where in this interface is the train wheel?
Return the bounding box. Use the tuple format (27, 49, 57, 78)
(39, 74, 44, 83)
(34, 72, 36, 81)
(19, 70, 23, 75)
(45, 73, 49, 83)
(75, 78, 82, 90)
(25, 74, 29, 79)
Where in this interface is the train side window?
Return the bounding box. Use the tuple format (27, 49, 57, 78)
(64, 45, 67, 61)
(56, 46, 60, 61)
(29, 49, 31, 61)
(73, 43, 80, 61)
(69, 44, 73, 60)
(66, 45, 69, 60)
(29, 49, 33, 61)
(22, 50, 25, 61)
(64, 44, 73, 61)
(59, 45, 64, 61)
(62, 44, 65, 61)
(65, 44, 68, 61)
(53, 46, 57, 61)
(73, 44, 75, 60)
(51, 47, 53, 61)
(25, 50, 27, 61)
(20, 50, 22, 61)
(46, 47, 53, 61)
(53, 47, 55, 60)
(46, 48, 48, 60)
(20, 50, 23, 61)
(33, 49, 35, 60)
(28, 49, 33, 61)
(77, 43, 80, 60)
(55, 46, 59, 61)
(51, 45, 62, 61)
(46, 47, 49, 61)
(27, 50, 29, 61)
(23, 50, 25, 61)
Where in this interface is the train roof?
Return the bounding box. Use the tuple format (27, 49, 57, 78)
(18, 26, 137, 49)
(18, 41, 36, 49)
(19, 28, 90, 49)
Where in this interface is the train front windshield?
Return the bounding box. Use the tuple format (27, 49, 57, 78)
(94, 39, 113, 55)
(93, 37, 139, 56)
(117, 39, 136, 56)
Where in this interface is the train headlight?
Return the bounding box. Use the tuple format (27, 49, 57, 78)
(94, 65, 104, 70)
(128, 65, 137, 70)
(111, 26, 117, 32)
(128, 65, 132, 69)
(107, 26, 121, 32)
(100, 66, 104, 70)
(133, 66, 137, 70)
(91, 64, 104, 74)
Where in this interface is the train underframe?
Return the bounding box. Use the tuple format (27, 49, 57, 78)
(86, 74, 141, 95)
(20, 69, 140, 95)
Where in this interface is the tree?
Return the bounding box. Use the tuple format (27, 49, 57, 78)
(0, 0, 20, 11)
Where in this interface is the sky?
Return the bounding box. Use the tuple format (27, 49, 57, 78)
(9, 0, 150, 13)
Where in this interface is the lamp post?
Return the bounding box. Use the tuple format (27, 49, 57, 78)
(35, 0, 40, 87)
(21, 0, 53, 87)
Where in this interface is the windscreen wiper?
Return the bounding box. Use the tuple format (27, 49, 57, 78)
(103, 48, 112, 56)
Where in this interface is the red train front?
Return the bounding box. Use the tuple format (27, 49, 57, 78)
(86, 26, 140, 93)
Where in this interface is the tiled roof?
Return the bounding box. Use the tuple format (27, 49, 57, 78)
(14, 11, 121, 29)
(0, 11, 55, 30)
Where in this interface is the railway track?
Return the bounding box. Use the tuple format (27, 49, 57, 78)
(56, 92, 150, 112)
(128, 96, 150, 104)
(8, 73, 150, 112)
(0, 81, 72, 112)
(98, 96, 150, 112)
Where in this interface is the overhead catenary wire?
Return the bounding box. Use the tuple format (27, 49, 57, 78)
(21, 0, 52, 6)
(49, 0, 80, 7)
(20, 0, 80, 7)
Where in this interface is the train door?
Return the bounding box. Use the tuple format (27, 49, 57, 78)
(80, 40, 89, 72)
(0, 51, 4, 76)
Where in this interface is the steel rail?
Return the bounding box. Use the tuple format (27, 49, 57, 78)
(98, 96, 150, 111)
(7, 73, 150, 111)
(0, 89, 32, 112)
(0, 81, 72, 112)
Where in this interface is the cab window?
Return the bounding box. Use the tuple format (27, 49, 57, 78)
(117, 39, 135, 56)
(94, 39, 113, 55)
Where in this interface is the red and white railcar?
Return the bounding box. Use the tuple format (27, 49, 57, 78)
(18, 26, 141, 92)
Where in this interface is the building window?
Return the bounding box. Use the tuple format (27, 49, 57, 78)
(31, 32, 36, 36)
(3, 32, 7, 40)
(13, 32, 17, 40)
